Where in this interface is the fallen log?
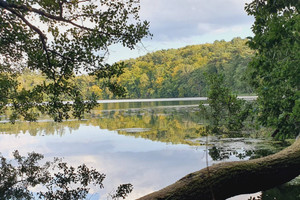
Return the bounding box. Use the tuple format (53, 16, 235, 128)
(138, 139, 300, 200)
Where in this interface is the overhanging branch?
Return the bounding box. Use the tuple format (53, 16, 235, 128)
(0, 0, 96, 32)
(1, 4, 54, 74)
(138, 139, 300, 200)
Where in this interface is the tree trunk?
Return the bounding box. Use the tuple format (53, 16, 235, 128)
(138, 139, 300, 200)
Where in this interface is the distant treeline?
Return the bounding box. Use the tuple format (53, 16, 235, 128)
(18, 37, 254, 99)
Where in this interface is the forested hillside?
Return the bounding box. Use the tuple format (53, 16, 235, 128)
(17, 37, 254, 100)
(113, 37, 255, 98)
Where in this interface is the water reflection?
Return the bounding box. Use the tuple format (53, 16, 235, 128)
(0, 124, 207, 199)
(1, 104, 204, 145)
(0, 101, 298, 199)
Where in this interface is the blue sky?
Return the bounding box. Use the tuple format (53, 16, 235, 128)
(107, 0, 254, 63)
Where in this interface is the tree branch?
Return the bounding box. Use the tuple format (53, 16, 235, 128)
(0, 0, 94, 32)
(1, 4, 54, 75)
(0, 0, 111, 65)
(0, 0, 135, 41)
(59, 1, 63, 18)
(138, 139, 300, 200)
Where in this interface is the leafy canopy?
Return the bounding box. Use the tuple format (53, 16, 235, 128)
(245, 0, 300, 139)
(0, 150, 133, 200)
(0, 0, 151, 122)
(199, 73, 253, 136)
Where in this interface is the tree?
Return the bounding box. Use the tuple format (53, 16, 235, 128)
(0, 150, 133, 200)
(245, 0, 300, 139)
(199, 73, 252, 136)
(0, 0, 151, 122)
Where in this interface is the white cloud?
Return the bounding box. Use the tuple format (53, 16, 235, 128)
(139, 0, 254, 40)
(0, 134, 40, 158)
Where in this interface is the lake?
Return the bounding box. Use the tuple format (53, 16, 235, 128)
(0, 99, 298, 199)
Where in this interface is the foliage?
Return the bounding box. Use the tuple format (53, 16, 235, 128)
(0, 0, 151, 122)
(245, 0, 300, 139)
(9, 38, 255, 101)
(249, 179, 300, 200)
(199, 73, 253, 135)
(0, 150, 132, 200)
(115, 38, 254, 99)
(261, 184, 300, 200)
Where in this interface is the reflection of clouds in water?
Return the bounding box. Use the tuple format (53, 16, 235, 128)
(0, 123, 264, 199)
(1, 124, 264, 199)
(64, 149, 206, 199)
(0, 134, 42, 158)
(0, 125, 208, 199)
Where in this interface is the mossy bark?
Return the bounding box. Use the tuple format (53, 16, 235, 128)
(138, 139, 300, 200)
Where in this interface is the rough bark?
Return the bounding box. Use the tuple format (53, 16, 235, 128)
(138, 139, 300, 200)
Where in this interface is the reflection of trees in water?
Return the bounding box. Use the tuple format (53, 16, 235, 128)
(0, 151, 132, 200)
(0, 120, 82, 136)
(208, 146, 253, 161)
(91, 106, 204, 145)
(2, 106, 300, 198)
(1, 106, 204, 145)
(208, 140, 291, 161)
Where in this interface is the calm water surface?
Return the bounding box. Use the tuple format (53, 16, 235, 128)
(0, 100, 298, 199)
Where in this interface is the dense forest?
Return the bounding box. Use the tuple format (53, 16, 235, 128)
(17, 37, 254, 100)
(118, 37, 254, 98)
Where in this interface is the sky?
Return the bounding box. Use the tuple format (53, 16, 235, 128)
(107, 0, 254, 63)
